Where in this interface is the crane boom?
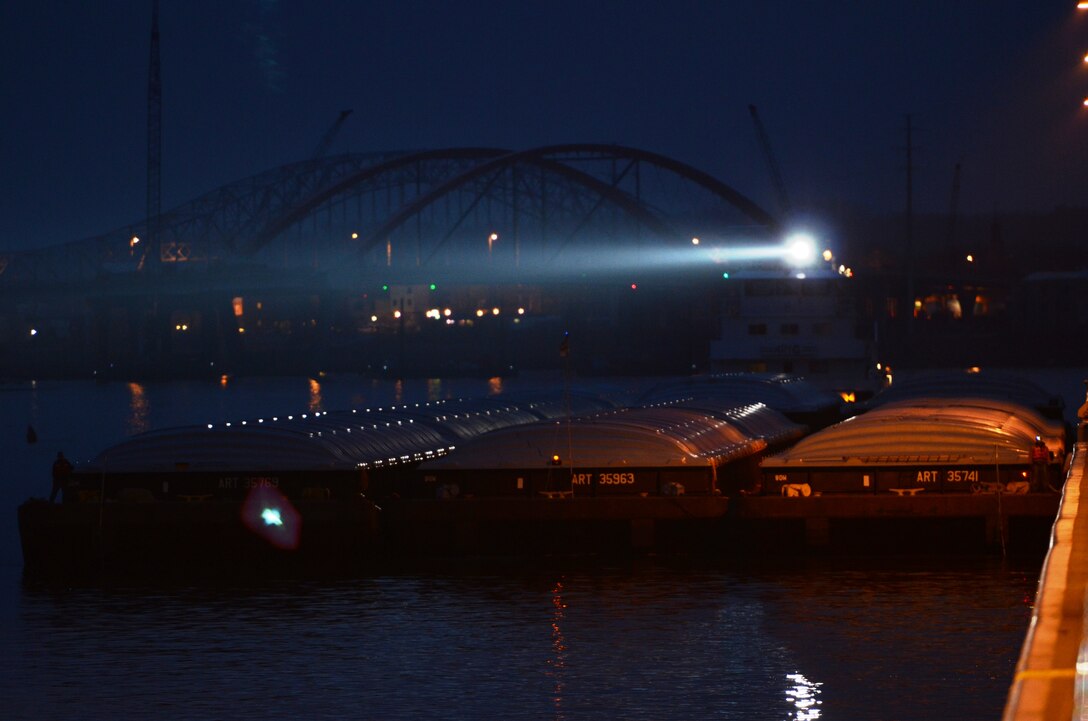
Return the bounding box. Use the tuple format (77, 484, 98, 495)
(748, 104, 791, 216)
(312, 109, 353, 159)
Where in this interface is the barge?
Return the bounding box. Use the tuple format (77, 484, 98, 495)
(861, 369, 1067, 423)
(738, 388, 1065, 550)
(389, 403, 802, 554)
(18, 392, 622, 577)
(636, 372, 846, 430)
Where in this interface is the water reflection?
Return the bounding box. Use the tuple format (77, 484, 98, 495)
(488, 376, 503, 395)
(785, 672, 822, 720)
(7, 553, 1042, 721)
(393, 379, 404, 404)
(427, 378, 443, 402)
(126, 382, 149, 435)
(308, 378, 323, 413)
(547, 579, 567, 720)
(28, 379, 39, 434)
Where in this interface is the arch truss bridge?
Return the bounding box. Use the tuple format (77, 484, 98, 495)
(0, 144, 778, 290)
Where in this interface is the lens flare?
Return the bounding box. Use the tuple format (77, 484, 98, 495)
(241, 485, 302, 550)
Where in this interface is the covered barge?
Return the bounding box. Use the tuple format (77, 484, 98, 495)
(738, 385, 1064, 550)
(390, 402, 802, 554)
(18, 392, 622, 577)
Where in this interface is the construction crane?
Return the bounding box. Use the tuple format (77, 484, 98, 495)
(311, 109, 353, 159)
(747, 104, 791, 217)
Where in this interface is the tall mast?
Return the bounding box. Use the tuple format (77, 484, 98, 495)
(905, 114, 914, 336)
(146, 0, 162, 269)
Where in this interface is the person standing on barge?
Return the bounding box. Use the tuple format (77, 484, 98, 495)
(50, 451, 73, 503)
(1030, 437, 1049, 493)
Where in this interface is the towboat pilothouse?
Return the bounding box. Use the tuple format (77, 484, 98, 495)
(708, 268, 876, 401)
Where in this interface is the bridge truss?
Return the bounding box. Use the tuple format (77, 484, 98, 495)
(0, 144, 778, 290)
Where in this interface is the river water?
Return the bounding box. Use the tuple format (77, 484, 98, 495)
(1, 370, 1085, 720)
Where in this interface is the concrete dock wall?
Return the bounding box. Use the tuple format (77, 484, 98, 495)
(1004, 439, 1088, 720)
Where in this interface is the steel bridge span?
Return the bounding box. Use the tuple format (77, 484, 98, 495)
(0, 144, 779, 378)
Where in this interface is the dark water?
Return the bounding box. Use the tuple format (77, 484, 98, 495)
(1, 371, 1083, 720)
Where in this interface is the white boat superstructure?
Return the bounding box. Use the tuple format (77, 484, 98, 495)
(708, 268, 874, 396)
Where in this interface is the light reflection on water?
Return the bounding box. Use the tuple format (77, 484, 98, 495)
(3, 557, 1039, 721)
(549, 579, 568, 720)
(126, 382, 148, 435)
(307, 377, 322, 413)
(785, 672, 822, 720)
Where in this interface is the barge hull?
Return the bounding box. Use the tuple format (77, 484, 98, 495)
(385, 496, 732, 556)
(733, 493, 1059, 552)
(18, 497, 381, 580)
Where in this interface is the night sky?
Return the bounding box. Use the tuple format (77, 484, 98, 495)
(1, 1, 1084, 252)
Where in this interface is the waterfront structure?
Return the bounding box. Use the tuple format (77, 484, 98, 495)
(0, 145, 784, 379)
(706, 268, 874, 397)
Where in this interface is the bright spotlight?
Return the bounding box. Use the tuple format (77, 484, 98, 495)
(784, 233, 818, 266)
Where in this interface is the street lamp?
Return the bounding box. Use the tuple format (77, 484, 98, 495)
(488, 232, 499, 261)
